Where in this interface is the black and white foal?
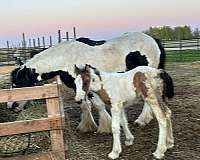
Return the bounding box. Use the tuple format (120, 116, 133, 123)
(74, 64, 174, 159)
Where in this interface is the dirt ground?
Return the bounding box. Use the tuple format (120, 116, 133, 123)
(0, 66, 15, 74)
(63, 62, 200, 160)
(0, 62, 199, 160)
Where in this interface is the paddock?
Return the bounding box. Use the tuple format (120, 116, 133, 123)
(0, 62, 199, 160)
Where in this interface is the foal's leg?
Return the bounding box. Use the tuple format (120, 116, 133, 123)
(90, 92, 112, 133)
(108, 105, 122, 159)
(77, 99, 97, 132)
(121, 108, 134, 146)
(135, 102, 154, 126)
(165, 106, 174, 149)
(145, 95, 168, 159)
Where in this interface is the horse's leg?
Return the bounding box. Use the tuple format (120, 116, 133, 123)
(165, 106, 174, 149)
(134, 102, 154, 126)
(121, 108, 134, 146)
(145, 95, 168, 159)
(77, 99, 97, 132)
(108, 105, 122, 159)
(90, 92, 112, 133)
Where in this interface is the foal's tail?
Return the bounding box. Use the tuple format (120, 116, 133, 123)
(159, 70, 174, 100)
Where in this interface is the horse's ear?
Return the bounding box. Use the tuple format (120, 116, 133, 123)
(74, 64, 81, 74)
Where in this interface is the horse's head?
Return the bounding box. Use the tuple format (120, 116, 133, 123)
(11, 66, 39, 88)
(7, 64, 40, 112)
(74, 64, 102, 103)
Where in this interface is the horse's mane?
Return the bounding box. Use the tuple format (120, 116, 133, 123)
(76, 37, 106, 46)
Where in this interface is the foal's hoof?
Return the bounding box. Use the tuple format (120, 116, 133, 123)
(125, 137, 134, 146)
(108, 151, 120, 159)
(167, 143, 174, 149)
(152, 152, 164, 159)
(134, 119, 146, 127)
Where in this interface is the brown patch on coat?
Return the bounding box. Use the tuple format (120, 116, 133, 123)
(133, 72, 148, 98)
(80, 71, 91, 92)
(97, 88, 111, 105)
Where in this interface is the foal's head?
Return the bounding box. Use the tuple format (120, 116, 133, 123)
(74, 64, 102, 103)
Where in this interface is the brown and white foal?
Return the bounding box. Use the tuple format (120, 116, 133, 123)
(74, 64, 174, 159)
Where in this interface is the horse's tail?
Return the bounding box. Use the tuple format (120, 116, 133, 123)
(159, 70, 174, 100)
(154, 38, 166, 69)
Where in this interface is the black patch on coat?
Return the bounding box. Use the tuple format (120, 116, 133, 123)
(88, 92, 94, 99)
(11, 66, 39, 88)
(125, 51, 149, 71)
(159, 70, 174, 100)
(76, 37, 106, 46)
(41, 70, 76, 91)
(11, 102, 19, 110)
(153, 38, 166, 69)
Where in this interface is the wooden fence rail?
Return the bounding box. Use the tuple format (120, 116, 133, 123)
(163, 38, 200, 50)
(0, 77, 67, 160)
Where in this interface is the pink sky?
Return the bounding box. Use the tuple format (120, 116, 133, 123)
(0, 0, 200, 47)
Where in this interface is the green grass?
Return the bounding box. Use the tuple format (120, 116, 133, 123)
(166, 50, 200, 62)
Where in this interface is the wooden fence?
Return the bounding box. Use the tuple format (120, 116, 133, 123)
(0, 28, 77, 66)
(163, 38, 200, 51)
(1, 36, 200, 66)
(0, 77, 67, 160)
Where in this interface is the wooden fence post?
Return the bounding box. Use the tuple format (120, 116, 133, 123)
(22, 33, 26, 48)
(58, 30, 62, 43)
(33, 39, 36, 48)
(49, 36, 52, 47)
(197, 38, 200, 50)
(46, 80, 66, 159)
(66, 32, 69, 41)
(22, 33, 27, 61)
(179, 39, 183, 61)
(179, 39, 182, 50)
(37, 37, 40, 48)
(29, 39, 32, 48)
(42, 36, 45, 48)
(6, 41, 10, 64)
(73, 27, 76, 39)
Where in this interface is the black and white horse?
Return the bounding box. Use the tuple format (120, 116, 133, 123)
(9, 32, 166, 133)
(74, 64, 174, 159)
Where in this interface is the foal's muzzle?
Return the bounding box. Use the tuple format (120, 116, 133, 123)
(76, 99, 83, 104)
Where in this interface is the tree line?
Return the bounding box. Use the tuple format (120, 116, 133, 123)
(144, 26, 200, 40)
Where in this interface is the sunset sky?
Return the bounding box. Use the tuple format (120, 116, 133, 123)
(0, 0, 200, 47)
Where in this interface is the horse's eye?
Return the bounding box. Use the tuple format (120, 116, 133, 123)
(92, 78, 95, 82)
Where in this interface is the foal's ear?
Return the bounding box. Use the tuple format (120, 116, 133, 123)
(85, 64, 91, 71)
(74, 64, 81, 74)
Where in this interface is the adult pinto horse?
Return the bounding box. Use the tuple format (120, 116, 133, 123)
(9, 32, 165, 133)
